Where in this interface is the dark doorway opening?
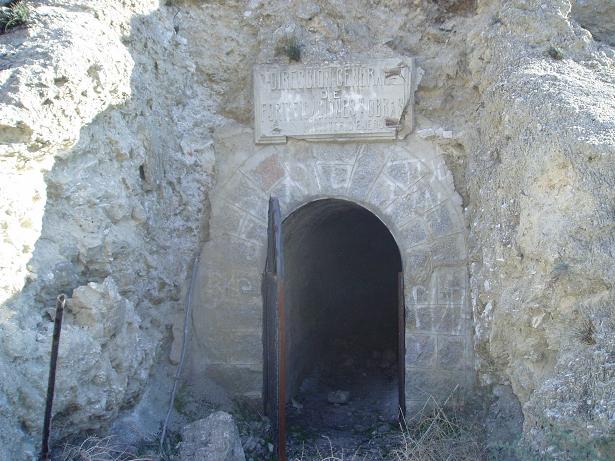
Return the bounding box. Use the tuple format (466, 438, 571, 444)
(282, 198, 403, 456)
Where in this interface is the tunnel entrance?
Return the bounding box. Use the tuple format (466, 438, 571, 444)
(281, 198, 403, 455)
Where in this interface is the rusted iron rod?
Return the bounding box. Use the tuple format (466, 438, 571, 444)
(277, 278, 287, 461)
(160, 251, 200, 454)
(40, 294, 66, 461)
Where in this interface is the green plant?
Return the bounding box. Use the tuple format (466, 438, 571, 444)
(547, 46, 564, 60)
(276, 36, 302, 62)
(0, 0, 29, 34)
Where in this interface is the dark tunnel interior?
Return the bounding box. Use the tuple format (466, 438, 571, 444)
(282, 199, 403, 434)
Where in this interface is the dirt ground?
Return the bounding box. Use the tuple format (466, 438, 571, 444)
(286, 340, 403, 460)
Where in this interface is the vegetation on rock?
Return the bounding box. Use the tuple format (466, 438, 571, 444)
(0, 0, 28, 34)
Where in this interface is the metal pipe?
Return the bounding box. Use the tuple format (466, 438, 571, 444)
(40, 294, 66, 461)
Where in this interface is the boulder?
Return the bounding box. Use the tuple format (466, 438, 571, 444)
(180, 411, 246, 461)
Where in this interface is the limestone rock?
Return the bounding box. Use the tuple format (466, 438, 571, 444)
(0, 1, 214, 457)
(180, 412, 246, 461)
(54, 278, 156, 435)
(572, 0, 615, 46)
(0, 0, 614, 458)
(485, 385, 524, 460)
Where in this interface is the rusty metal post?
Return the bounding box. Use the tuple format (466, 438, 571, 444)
(398, 272, 406, 420)
(277, 278, 287, 461)
(40, 294, 66, 461)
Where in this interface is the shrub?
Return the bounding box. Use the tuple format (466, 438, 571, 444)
(275, 36, 302, 62)
(0, 0, 29, 34)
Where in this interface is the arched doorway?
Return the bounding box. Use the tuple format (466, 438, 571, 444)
(190, 139, 473, 448)
(277, 198, 404, 453)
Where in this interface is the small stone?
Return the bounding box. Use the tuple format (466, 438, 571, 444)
(291, 398, 303, 412)
(327, 390, 350, 404)
(131, 203, 147, 223)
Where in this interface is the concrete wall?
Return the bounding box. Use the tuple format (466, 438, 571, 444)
(189, 128, 473, 411)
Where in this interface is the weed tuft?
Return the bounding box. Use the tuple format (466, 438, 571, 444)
(391, 393, 483, 461)
(547, 46, 564, 60)
(275, 36, 302, 62)
(0, 0, 29, 34)
(575, 318, 596, 345)
(61, 436, 149, 461)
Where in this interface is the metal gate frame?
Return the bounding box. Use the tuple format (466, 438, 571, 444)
(262, 197, 286, 461)
(263, 198, 406, 459)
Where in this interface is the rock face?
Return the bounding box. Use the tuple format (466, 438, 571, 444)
(0, 1, 214, 458)
(0, 0, 613, 459)
(572, 0, 615, 46)
(180, 412, 246, 461)
(465, 1, 615, 456)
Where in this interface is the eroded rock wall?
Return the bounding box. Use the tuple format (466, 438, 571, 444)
(0, 1, 215, 458)
(465, 0, 615, 455)
(0, 0, 614, 458)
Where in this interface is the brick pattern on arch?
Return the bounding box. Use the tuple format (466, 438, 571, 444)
(190, 135, 473, 410)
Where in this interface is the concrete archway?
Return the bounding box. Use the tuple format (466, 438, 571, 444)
(190, 135, 473, 412)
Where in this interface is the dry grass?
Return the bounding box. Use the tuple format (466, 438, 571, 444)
(575, 318, 596, 345)
(293, 437, 367, 461)
(275, 35, 302, 62)
(60, 436, 153, 461)
(63, 392, 483, 461)
(391, 394, 483, 461)
(292, 391, 483, 461)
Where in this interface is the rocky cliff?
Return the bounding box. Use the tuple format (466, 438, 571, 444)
(0, 0, 613, 458)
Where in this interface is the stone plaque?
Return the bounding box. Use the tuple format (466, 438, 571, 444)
(254, 58, 415, 144)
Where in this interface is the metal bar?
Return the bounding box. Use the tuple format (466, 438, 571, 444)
(398, 272, 406, 419)
(271, 196, 286, 461)
(262, 272, 271, 417)
(160, 251, 200, 453)
(263, 196, 286, 460)
(40, 294, 66, 461)
(262, 273, 278, 424)
(277, 279, 287, 461)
